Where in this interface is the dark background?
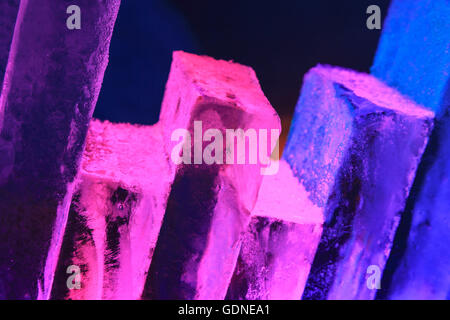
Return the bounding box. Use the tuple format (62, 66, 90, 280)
(94, 0, 391, 147)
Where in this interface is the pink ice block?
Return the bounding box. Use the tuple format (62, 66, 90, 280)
(51, 120, 171, 300)
(226, 159, 324, 300)
(145, 51, 281, 300)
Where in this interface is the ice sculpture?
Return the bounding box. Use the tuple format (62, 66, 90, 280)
(371, 0, 450, 299)
(144, 51, 281, 299)
(283, 65, 434, 300)
(51, 120, 171, 300)
(226, 159, 323, 300)
(0, 0, 120, 299)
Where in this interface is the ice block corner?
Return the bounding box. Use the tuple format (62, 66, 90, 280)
(226, 159, 324, 300)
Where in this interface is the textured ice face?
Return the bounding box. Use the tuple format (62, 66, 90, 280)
(144, 51, 281, 300)
(227, 160, 324, 300)
(284, 65, 434, 300)
(0, 1, 120, 299)
(371, 0, 450, 300)
(372, 0, 450, 116)
(0, 0, 19, 90)
(51, 120, 171, 300)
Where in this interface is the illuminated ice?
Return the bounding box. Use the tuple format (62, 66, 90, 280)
(51, 120, 171, 300)
(284, 65, 434, 300)
(372, 0, 450, 300)
(0, 0, 19, 89)
(144, 51, 281, 300)
(226, 160, 323, 300)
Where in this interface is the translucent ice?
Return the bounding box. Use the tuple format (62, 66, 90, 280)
(372, 0, 450, 115)
(371, 0, 450, 299)
(226, 160, 323, 300)
(0, 1, 120, 299)
(51, 120, 171, 300)
(144, 51, 281, 299)
(284, 65, 434, 300)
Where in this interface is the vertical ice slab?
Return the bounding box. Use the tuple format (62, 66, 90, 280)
(226, 160, 323, 300)
(0, 0, 19, 89)
(0, 1, 120, 299)
(372, 0, 450, 115)
(283, 65, 434, 300)
(144, 51, 281, 300)
(371, 0, 450, 299)
(51, 120, 171, 300)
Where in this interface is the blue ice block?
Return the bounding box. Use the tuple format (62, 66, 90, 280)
(371, 0, 450, 300)
(283, 65, 434, 300)
(372, 0, 450, 116)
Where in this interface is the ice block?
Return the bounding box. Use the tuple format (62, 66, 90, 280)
(0, 0, 19, 89)
(226, 159, 323, 300)
(50, 120, 171, 300)
(283, 65, 434, 300)
(0, 1, 120, 299)
(144, 51, 281, 300)
(371, 0, 450, 300)
(372, 0, 450, 115)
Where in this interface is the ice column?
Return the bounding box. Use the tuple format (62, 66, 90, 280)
(371, 0, 450, 299)
(51, 120, 171, 300)
(283, 65, 434, 300)
(0, 0, 120, 299)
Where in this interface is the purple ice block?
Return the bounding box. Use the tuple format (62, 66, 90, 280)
(283, 65, 434, 300)
(144, 51, 281, 300)
(0, 0, 19, 89)
(226, 159, 324, 300)
(51, 120, 171, 300)
(0, 1, 120, 299)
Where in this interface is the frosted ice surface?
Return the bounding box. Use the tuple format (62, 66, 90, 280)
(227, 160, 324, 300)
(283, 65, 434, 300)
(51, 120, 171, 300)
